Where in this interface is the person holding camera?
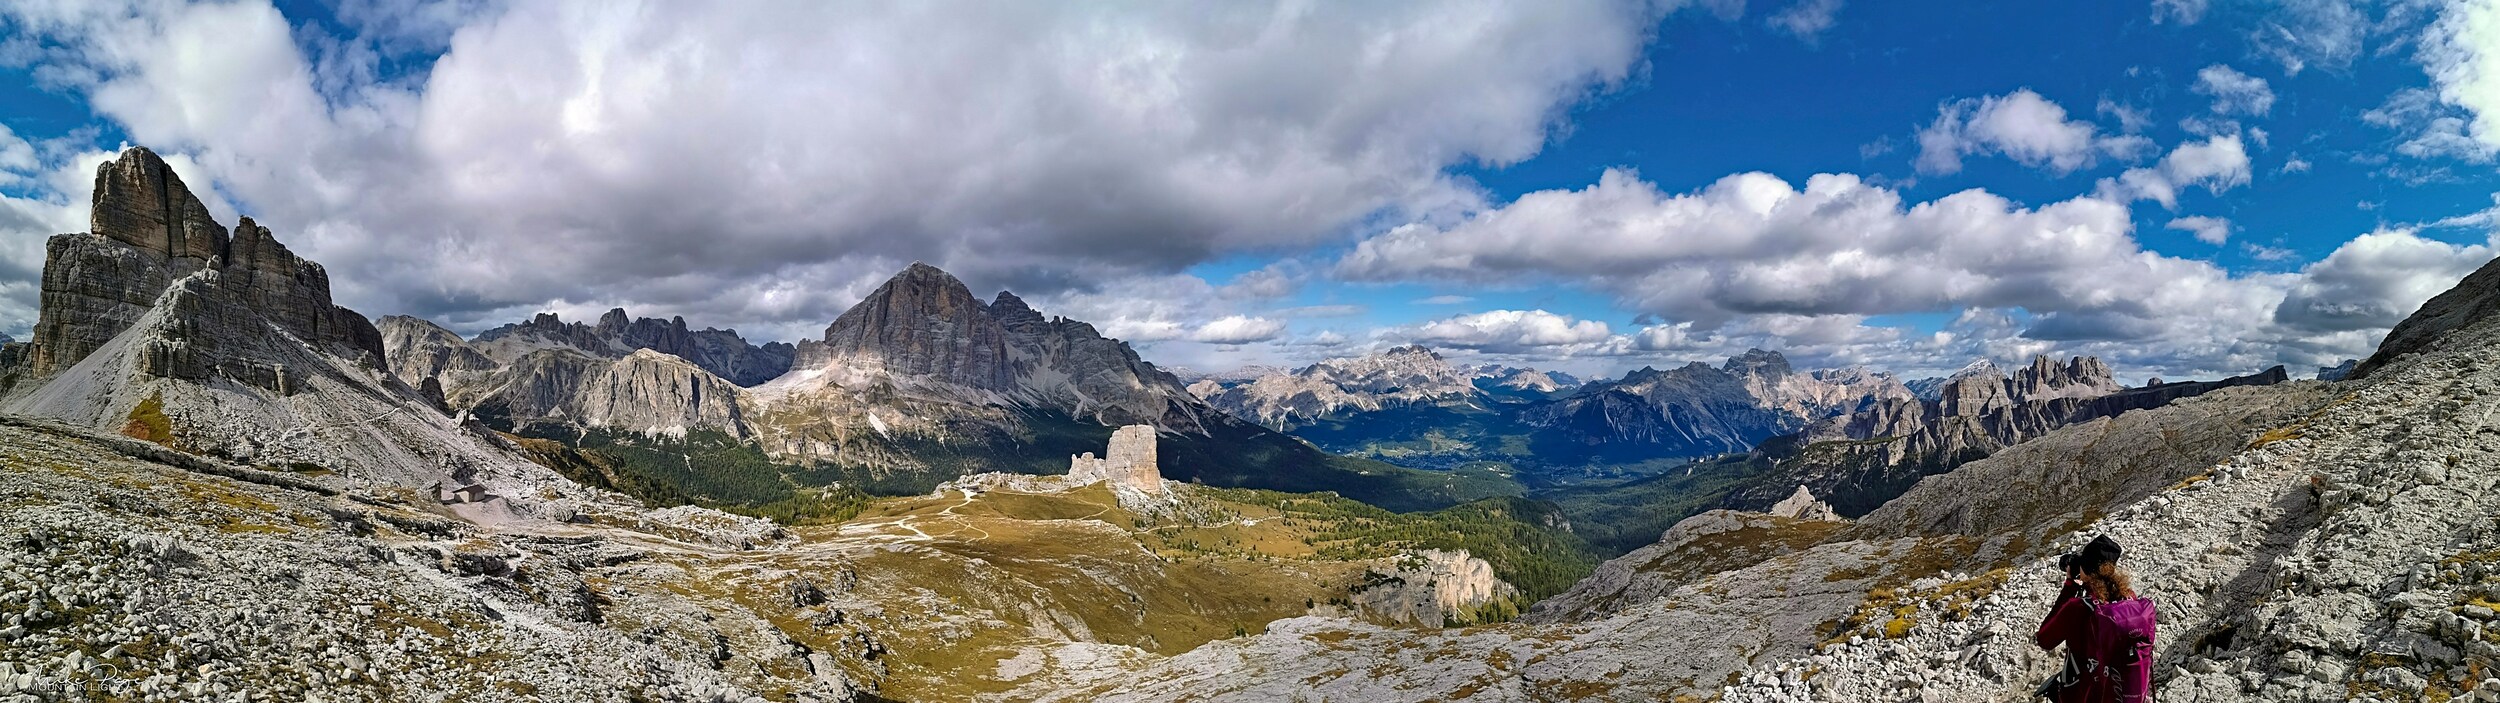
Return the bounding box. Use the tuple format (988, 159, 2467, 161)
(2033, 535, 2157, 702)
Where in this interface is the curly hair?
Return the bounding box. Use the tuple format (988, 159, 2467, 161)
(2084, 562, 2136, 602)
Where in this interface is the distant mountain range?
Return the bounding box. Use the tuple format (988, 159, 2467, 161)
(1179, 338, 2299, 555)
(1187, 345, 1920, 483)
(384, 263, 1510, 509)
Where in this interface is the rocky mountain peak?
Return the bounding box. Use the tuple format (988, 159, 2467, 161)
(988, 290, 1049, 337)
(1949, 358, 2002, 380)
(88, 146, 227, 266)
(1934, 364, 2012, 417)
(595, 307, 633, 333)
(28, 147, 384, 378)
(466, 307, 792, 387)
(815, 262, 1013, 389)
(1470, 363, 1581, 394)
(1722, 348, 1792, 377)
(1384, 344, 1443, 360)
(2316, 358, 2356, 381)
(2006, 354, 2123, 402)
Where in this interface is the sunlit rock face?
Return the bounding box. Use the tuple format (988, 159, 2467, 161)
(1069, 424, 1163, 495)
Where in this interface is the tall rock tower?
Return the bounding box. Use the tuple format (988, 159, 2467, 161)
(1069, 424, 1163, 494)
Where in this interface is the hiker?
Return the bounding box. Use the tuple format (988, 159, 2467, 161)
(2033, 535, 2157, 703)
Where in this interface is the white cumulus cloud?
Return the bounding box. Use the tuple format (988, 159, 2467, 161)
(2193, 64, 2276, 116)
(1767, 0, 1844, 42)
(1190, 315, 1288, 344)
(2167, 215, 2234, 245)
(1408, 310, 1614, 352)
(1337, 162, 2499, 377)
(2421, 0, 2500, 155)
(2101, 134, 2253, 208)
(1915, 89, 2143, 176)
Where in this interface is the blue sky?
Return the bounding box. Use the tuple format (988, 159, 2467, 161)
(0, 0, 2495, 382)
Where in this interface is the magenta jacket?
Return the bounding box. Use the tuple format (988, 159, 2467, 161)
(2035, 582, 2157, 703)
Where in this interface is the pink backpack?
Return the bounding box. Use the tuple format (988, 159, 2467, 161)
(2084, 597, 2158, 702)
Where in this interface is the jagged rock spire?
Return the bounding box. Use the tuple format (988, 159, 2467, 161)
(29, 147, 382, 377)
(88, 146, 228, 265)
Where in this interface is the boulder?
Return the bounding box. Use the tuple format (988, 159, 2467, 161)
(1768, 485, 1841, 521)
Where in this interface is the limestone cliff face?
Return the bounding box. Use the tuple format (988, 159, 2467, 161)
(3, 148, 575, 500)
(1068, 424, 1162, 495)
(2008, 355, 2121, 400)
(593, 309, 795, 387)
(990, 291, 1209, 430)
(379, 315, 498, 390)
(750, 265, 1221, 477)
(27, 149, 383, 378)
(811, 263, 1015, 390)
(466, 349, 747, 437)
(1349, 549, 1518, 628)
(383, 314, 755, 436)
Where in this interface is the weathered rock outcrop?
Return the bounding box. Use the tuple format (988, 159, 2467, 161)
(1766, 484, 1841, 521)
(1350, 549, 1519, 628)
(379, 315, 498, 390)
(25, 148, 382, 379)
(3, 148, 577, 500)
(464, 348, 748, 437)
(2348, 252, 2500, 380)
(1068, 424, 1163, 495)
